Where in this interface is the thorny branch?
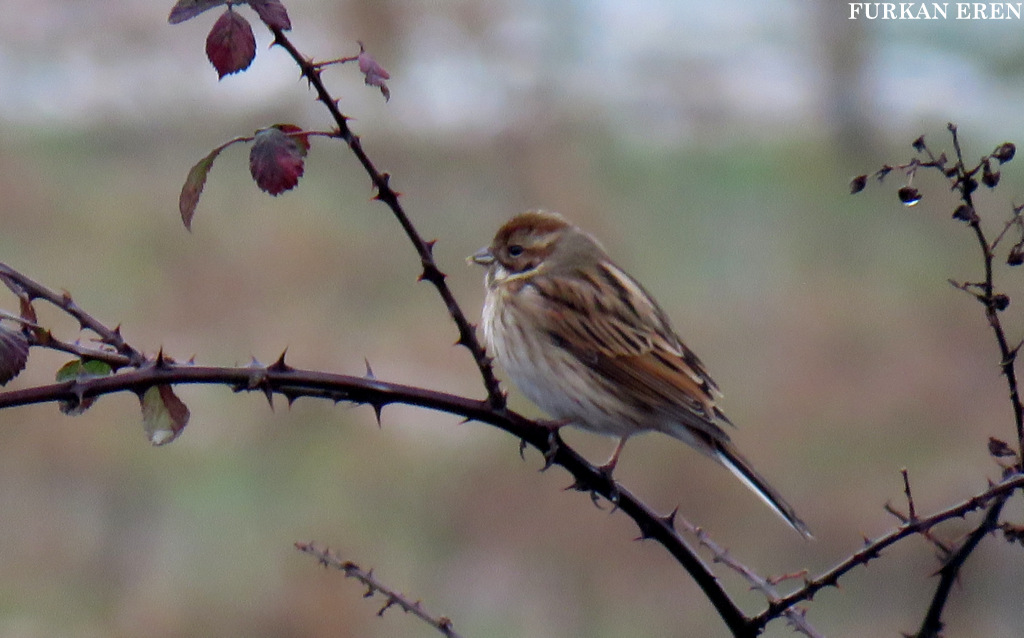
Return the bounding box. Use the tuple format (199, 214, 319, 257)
(0, 263, 143, 368)
(0, 262, 752, 637)
(753, 472, 1024, 631)
(266, 27, 506, 413)
(912, 493, 1009, 638)
(675, 516, 821, 638)
(844, 123, 1024, 635)
(941, 124, 1024, 464)
(295, 542, 464, 638)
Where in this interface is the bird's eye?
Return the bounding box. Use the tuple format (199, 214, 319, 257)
(507, 244, 524, 258)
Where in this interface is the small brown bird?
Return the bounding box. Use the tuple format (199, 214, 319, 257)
(471, 210, 811, 537)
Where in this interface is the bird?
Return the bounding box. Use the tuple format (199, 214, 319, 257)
(469, 210, 811, 537)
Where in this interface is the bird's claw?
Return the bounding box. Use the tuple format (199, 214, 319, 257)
(539, 428, 560, 471)
(595, 462, 621, 507)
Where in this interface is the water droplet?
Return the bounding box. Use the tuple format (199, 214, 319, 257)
(898, 186, 921, 206)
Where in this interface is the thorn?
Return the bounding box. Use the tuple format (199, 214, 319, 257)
(247, 356, 264, 369)
(563, 478, 587, 492)
(154, 348, 170, 369)
(519, 438, 527, 460)
(269, 349, 291, 372)
(377, 598, 398, 617)
(283, 390, 299, 407)
(370, 401, 384, 426)
(455, 324, 478, 349)
(363, 358, 375, 379)
(262, 385, 275, 411)
(659, 506, 679, 529)
(634, 530, 654, 542)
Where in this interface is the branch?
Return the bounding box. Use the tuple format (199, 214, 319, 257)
(676, 516, 823, 638)
(295, 542, 464, 638)
(0, 263, 144, 368)
(752, 472, 1024, 630)
(911, 492, 1010, 638)
(0, 353, 753, 635)
(947, 125, 1024, 462)
(265, 29, 506, 412)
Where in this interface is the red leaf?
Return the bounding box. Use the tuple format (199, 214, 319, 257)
(168, 0, 228, 24)
(0, 326, 28, 386)
(205, 9, 256, 79)
(140, 385, 190, 446)
(247, 0, 291, 30)
(273, 123, 310, 154)
(249, 125, 307, 195)
(357, 44, 391, 102)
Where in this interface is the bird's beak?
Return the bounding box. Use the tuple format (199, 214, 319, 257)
(468, 246, 494, 266)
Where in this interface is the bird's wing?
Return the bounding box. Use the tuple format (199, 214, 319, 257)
(527, 261, 730, 439)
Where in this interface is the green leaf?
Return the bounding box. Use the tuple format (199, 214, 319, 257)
(55, 359, 113, 415)
(55, 359, 113, 382)
(179, 137, 247, 230)
(140, 385, 190, 446)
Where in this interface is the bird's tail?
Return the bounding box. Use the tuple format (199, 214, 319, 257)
(713, 441, 812, 539)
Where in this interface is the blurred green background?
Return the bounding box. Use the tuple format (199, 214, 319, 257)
(2, 0, 1024, 636)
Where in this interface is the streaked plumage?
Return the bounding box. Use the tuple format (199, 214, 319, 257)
(471, 210, 811, 538)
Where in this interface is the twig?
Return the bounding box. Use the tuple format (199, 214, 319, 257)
(675, 516, 823, 638)
(911, 493, 1009, 638)
(752, 472, 1024, 630)
(884, 469, 953, 555)
(265, 27, 506, 412)
(0, 263, 145, 368)
(944, 125, 1024, 465)
(295, 542, 464, 638)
